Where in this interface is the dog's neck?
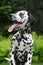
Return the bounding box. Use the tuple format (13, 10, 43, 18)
(15, 27, 31, 39)
(19, 26, 31, 34)
(12, 28, 32, 44)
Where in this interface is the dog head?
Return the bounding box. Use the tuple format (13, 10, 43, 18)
(8, 10, 36, 32)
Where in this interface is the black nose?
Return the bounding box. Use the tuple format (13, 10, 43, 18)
(9, 14, 12, 18)
(14, 20, 18, 23)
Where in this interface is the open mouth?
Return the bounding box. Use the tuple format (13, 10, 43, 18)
(8, 22, 23, 32)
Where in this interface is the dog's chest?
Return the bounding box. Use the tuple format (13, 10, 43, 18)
(12, 31, 33, 61)
(12, 32, 32, 50)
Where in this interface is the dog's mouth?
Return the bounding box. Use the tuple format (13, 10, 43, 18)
(8, 22, 23, 32)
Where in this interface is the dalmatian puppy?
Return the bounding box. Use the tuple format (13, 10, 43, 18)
(8, 10, 36, 65)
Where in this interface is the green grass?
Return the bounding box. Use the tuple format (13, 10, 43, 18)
(0, 35, 12, 56)
(32, 62, 43, 65)
(0, 62, 43, 65)
(0, 62, 9, 65)
(0, 35, 12, 60)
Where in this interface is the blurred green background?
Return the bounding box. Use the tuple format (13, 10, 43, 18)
(0, 0, 43, 65)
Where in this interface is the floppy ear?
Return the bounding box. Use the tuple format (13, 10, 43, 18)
(25, 13, 37, 28)
(28, 13, 37, 25)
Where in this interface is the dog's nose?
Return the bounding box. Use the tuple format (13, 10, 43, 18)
(9, 14, 12, 18)
(14, 20, 18, 23)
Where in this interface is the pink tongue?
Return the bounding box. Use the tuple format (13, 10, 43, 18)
(8, 23, 22, 32)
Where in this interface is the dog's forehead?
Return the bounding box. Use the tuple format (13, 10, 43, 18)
(15, 11, 28, 17)
(12, 11, 28, 23)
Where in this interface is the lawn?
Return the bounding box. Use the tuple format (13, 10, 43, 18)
(0, 62, 43, 65)
(32, 62, 43, 65)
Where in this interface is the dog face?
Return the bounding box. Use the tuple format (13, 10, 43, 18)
(8, 10, 36, 32)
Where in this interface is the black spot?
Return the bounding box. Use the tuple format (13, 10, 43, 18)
(10, 60, 12, 62)
(17, 34, 19, 37)
(18, 54, 20, 56)
(28, 52, 31, 54)
(11, 62, 13, 65)
(25, 51, 27, 53)
(23, 49, 25, 51)
(28, 57, 30, 60)
(23, 40, 26, 44)
(19, 38, 21, 41)
(23, 44, 25, 46)
(22, 54, 24, 56)
(19, 56, 22, 59)
(12, 51, 14, 54)
(12, 39, 15, 41)
(28, 29, 31, 34)
(18, 50, 20, 52)
(24, 28, 27, 33)
(24, 37, 27, 40)
(20, 51, 23, 53)
(18, 43, 20, 46)
(15, 50, 18, 54)
(27, 43, 31, 44)
(30, 45, 32, 47)
(15, 46, 19, 49)
(24, 51, 27, 56)
(17, 38, 21, 43)
(22, 58, 24, 61)
(16, 54, 18, 56)
(10, 60, 13, 65)
(30, 48, 31, 51)
(27, 43, 29, 44)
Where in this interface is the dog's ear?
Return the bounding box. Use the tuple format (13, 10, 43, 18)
(25, 13, 37, 28)
(28, 13, 37, 25)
